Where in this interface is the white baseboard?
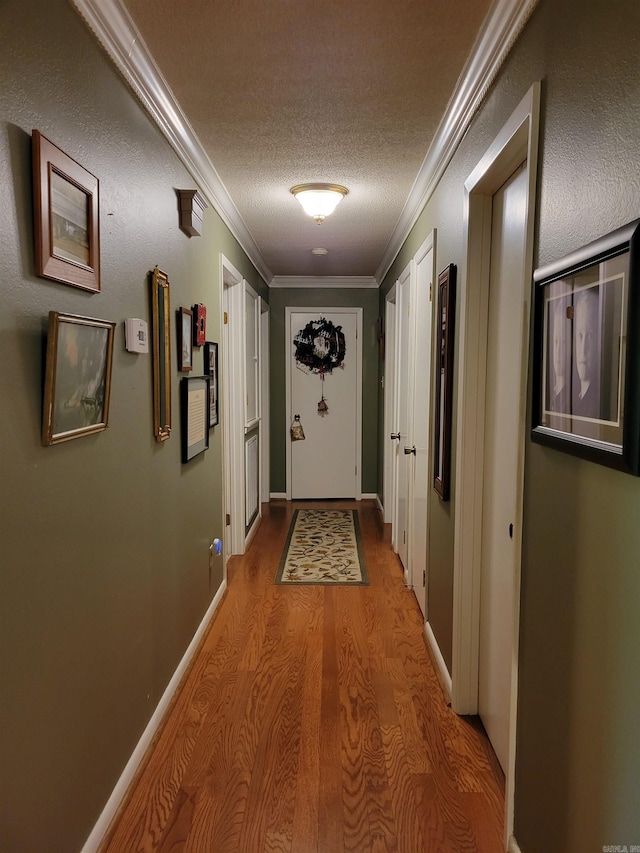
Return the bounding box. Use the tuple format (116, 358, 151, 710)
(270, 492, 287, 499)
(508, 835, 523, 853)
(81, 580, 227, 852)
(361, 492, 378, 501)
(424, 620, 452, 703)
(374, 494, 383, 513)
(245, 511, 262, 549)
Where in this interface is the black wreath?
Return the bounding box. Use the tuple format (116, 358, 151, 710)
(293, 317, 346, 375)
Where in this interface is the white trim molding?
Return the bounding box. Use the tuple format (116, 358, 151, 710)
(70, 0, 272, 285)
(452, 81, 540, 849)
(270, 276, 378, 289)
(81, 580, 227, 852)
(425, 622, 452, 703)
(375, 0, 539, 284)
(71, 0, 537, 294)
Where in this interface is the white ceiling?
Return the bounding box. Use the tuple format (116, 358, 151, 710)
(74, 0, 535, 284)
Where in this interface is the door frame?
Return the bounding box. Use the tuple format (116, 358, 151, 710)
(391, 262, 412, 565)
(221, 253, 246, 559)
(410, 231, 437, 616)
(383, 284, 397, 524)
(285, 306, 363, 501)
(451, 83, 540, 844)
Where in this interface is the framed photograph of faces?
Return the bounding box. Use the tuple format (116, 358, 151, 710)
(531, 218, 640, 474)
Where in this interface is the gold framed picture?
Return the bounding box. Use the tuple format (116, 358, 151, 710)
(42, 312, 115, 446)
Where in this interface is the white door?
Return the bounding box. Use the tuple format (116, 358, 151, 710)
(287, 309, 361, 499)
(394, 266, 412, 575)
(410, 241, 434, 617)
(478, 162, 527, 771)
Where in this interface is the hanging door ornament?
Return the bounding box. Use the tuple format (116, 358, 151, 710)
(293, 317, 346, 417)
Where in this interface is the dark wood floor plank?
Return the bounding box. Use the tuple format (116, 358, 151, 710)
(101, 500, 504, 853)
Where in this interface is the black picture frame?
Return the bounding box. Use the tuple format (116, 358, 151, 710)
(531, 218, 640, 474)
(433, 263, 456, 500)
(203, 341, 219, 428)
(180, 376, 210, 462)
(177, 307, 193, 372)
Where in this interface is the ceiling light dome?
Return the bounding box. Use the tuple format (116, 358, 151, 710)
(290, 183, 348, 223)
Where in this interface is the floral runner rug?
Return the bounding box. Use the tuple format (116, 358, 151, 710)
(275, 509, 369, 585)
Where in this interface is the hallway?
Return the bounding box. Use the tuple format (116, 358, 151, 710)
(102, 500, 504, 852)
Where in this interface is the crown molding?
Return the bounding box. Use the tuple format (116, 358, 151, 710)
(71, 0, 537, 292)
(270, 276, 378, 289)
(70, 0, 273, 286)
(375, 0, 539, 284)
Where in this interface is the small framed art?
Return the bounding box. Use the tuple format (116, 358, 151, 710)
(32, 130, 100, 292)
(178, 307, 193, 372)
(531, 218, 640, 474)
(181, 376, 210, 462)
(193, 303, 207, 346)
(433, 263, 457, 500)
(204, 341, 219, 428)
(42, 312, 116, 445)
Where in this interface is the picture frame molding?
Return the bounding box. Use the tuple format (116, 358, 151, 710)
(531, 218, 640, 475)
(32, 129, 100, 293)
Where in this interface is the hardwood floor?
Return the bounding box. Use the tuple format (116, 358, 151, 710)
(102, 500, 504, 852)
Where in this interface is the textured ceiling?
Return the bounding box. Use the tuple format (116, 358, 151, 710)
(122, 0, 494, 279)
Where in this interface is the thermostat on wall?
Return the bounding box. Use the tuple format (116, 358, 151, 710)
(124, 318, 149, 353)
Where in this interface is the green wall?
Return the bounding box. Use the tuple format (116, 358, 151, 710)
(269, 288, 380, 495)
(0, 0, 265, 849)
(379, 0, 640, 849)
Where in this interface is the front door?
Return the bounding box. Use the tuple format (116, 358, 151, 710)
(287, 308, 361, 499)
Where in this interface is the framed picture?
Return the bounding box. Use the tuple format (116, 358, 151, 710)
(32, 130, 100, 293)
(178, 307, 193, 372)
(532, 218, 640, 474)
(433, 263, 457, 500)
(193, 303, 207, 347)
(181, 376, 210, 462)
(150, 267, 171, 442)
(204, 341, 219, 428)
(42, 312, 115, 446)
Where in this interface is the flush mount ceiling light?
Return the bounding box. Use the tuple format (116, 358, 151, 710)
(311, 247, 328, 255)
(290, 183, 348, 223)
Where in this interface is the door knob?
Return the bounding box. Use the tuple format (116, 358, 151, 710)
(390, 432, 401, 441)
(404, 445, 416, 455)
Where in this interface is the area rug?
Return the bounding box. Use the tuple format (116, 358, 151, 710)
(275, 509, 369, 585)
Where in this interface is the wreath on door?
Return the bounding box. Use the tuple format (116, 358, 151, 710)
(293, 317, 346, 416)
(293, 317, 346, 375)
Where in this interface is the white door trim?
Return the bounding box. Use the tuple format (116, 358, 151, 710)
(383, 283, 397, 524)
(260, 301, 270, 506)
(451, 82, 540, 843)
(285, 307, 363, 501)
(220, 254, 246, 557)
(410, 230, 436, 617)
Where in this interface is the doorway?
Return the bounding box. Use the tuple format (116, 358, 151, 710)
(452, 83, 540, 845)
(285, 307, 362, 499)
